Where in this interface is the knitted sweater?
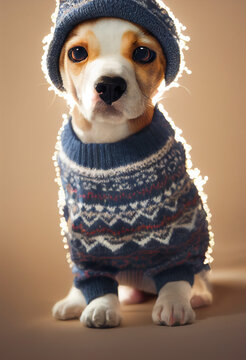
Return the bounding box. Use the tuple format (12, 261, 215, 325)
(57, 105, 210, 304)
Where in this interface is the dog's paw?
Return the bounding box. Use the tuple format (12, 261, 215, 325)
(190, 272, 213, 309)
(152, 281, 196, 326)
(152, 299, 195, 326)
(80, 294, 121, 328)
(190, 293, 212, 309)
(52, 298, 83, 320)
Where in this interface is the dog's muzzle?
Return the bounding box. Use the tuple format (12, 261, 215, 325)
(95, 76, 127, 105)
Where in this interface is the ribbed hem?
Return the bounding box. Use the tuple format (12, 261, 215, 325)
(60, 105, 174, 170)
(153, 265, 194, 293)
(74, 276, 119, 304)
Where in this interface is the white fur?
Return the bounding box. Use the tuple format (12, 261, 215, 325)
(80, 294, 121, 328)
(75, 54, 145, 123)
(52, 273, 212, 326)
(152, 281, 195, 326)
(60, 18, 155, 143)
(52, 285, 86, 320)
(72, 118, 131, 143)
(53, 18, 212, 328)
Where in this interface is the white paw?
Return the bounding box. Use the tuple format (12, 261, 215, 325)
(52, 298, 84, 320)
(152, 281, 196, 326)
(80, 294, 121, 328)
(152, 299, 195, 326)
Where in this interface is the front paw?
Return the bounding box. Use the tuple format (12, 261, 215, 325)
(152, 299, 195, 326)
(52, 298, 83, 320)
(80, 294, 121, 328)
(152, 280, 196, 326)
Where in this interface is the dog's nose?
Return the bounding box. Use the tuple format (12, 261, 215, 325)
(95, 76, 127, 105)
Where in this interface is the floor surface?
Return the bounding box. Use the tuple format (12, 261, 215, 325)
(1, 269, 246, 360)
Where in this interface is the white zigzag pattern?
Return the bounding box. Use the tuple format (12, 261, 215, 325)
(74, 205, 177, 228)
(68, 177, 189, 227)
(70, 207, 199, 253)
(69, 195, 180, 227)
(74, 208, 163, 227)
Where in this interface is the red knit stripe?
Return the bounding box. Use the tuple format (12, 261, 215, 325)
(72, 195, 200, 236)
(72, 224, 207, 264)
(66, 164, 186, 201)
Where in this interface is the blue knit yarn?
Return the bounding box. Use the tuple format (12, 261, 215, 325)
(57, 105, 210, 304)
(46, 0, 181, 90)
(61, 106, 174, 169)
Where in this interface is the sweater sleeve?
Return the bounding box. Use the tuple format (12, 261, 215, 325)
(72, 265, 119, 304)
(152, 265, 195, 294)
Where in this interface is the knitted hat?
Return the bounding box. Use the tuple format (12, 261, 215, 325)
(44, 0, 188, 92)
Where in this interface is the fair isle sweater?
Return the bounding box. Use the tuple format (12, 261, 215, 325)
(58, 105, 210, 304)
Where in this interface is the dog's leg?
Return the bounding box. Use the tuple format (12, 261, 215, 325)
(118, 285, 147, 305)
(190, 271, 213, 308)
(80, 294, 121, 328)
(152, 281, 195, 326)
(52, 285, 86, 320)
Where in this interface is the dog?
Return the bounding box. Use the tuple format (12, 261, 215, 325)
(43, 1, 213, 328)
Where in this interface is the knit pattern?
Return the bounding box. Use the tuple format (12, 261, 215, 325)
(57, 105, 210, 296)
(44, 0, 185, 91)
(57, 0, 178, 39)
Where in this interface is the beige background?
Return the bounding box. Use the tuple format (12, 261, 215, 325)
(0, 0, 246, 359)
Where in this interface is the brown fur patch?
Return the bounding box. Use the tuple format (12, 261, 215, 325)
(121, 29, 166, 96)
(59, 19, 167, 138)
(128, 105, 155, 135)
(72, 105, 92, 132)
(63, 30, 100, 77)
(121, 27, 166, 134)
(59, 19, 101, 86)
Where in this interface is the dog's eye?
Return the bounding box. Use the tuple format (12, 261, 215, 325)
(132, 47, 156, 64)
(68, 46, 88, 62)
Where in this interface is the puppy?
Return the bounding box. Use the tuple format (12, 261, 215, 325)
(48, 17, 213, 328)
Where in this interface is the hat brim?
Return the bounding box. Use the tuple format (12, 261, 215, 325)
(46, 0, 180, 91)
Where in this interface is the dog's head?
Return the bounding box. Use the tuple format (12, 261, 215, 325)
(59, 17, 166, 125)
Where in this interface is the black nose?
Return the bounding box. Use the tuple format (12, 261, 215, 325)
(95, 76, 127, 105)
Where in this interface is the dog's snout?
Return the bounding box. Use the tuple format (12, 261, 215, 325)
(95, 76, 127, 105)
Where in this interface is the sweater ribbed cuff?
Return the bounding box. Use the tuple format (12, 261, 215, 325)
(74, 276, 119, 304)
(153, 265, 194, 294)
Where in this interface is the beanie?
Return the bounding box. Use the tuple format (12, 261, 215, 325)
(43, 0, 188, 92)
